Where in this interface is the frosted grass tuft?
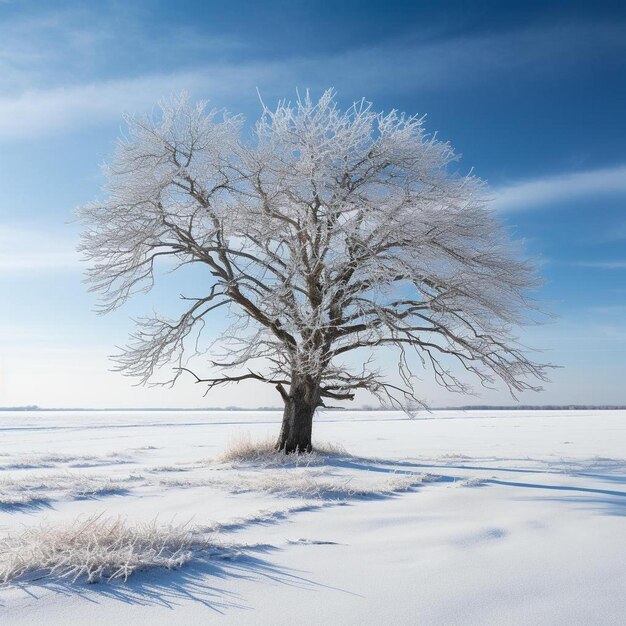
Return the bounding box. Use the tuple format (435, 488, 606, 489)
(0, 514, 211, 584)
(216, 433, 348, 467)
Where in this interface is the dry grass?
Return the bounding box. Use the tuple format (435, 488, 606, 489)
(172, 434, 431, 499)
(199, 502, 337, 533)
(161, 469, 429, 499)
(0, 452, 131, 470)
(216, 471, 426, 498)
(0, 514, 210, 584)
(0, 493, 50, 507)
(216, 433, 348, 467)
(0, 472, 132, 508)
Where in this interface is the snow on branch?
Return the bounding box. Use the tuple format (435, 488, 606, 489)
(78, 89, 551, 410)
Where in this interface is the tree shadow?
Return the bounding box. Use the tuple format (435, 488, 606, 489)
(571, 472, 626, 484)
(323, 453, 626, 518)
(332, 454, 626, 486)
(481, 478, 626, 499)
(524, 495, 626, 517)
(317, 452, 553, 476)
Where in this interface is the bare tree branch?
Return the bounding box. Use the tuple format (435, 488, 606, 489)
(78, 90, 552, 421)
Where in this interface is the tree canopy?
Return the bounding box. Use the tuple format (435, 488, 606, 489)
(79, 90, 549, 451)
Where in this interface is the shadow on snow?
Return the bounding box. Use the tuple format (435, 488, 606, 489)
(0, 544, 360, 614)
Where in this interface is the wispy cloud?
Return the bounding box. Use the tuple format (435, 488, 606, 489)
(0, 223, 79, 273)
(327, 20, 626, 93)
(0, 60, 304, 140)
(0, 73, 204, 139)
(0, 7, 243, 93)
(493, 165, 626, 212)
(0, 15, 624, 140)
(590, 305, 626, 315)
(573, 260, 626, 270)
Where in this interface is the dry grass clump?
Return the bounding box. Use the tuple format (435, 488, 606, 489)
(162, 469, 429, 500)
(173, 434, 431, 499)
(216, 433, 348, 467)
(217, 471, 425, 498)
(0, 493, 50, 507)
(0, 472, 131, 508)
(0, 514, 208, 584)
(0, 452, 131, 471)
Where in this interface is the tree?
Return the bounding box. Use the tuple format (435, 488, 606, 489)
(79, 90, 549, 453)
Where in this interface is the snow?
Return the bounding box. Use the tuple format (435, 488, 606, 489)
(0, 409, 624, 625)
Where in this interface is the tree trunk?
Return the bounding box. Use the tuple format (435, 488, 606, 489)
(275, 375, 320, 453)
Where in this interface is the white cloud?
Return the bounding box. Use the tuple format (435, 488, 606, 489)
(493, 165, 626, 212)
(0, 223, 79, 272)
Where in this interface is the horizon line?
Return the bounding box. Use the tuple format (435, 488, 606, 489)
(1, 404, 625, 412)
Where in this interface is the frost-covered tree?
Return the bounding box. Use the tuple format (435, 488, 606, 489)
(79, 90, 549, 452)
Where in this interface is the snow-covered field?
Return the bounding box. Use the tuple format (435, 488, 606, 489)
(0, 409, 624, 625)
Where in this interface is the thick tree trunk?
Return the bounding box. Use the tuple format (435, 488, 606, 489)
(275, 375, 320, 453)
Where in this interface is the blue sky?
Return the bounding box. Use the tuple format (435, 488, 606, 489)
(0, 0, 625, 408)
